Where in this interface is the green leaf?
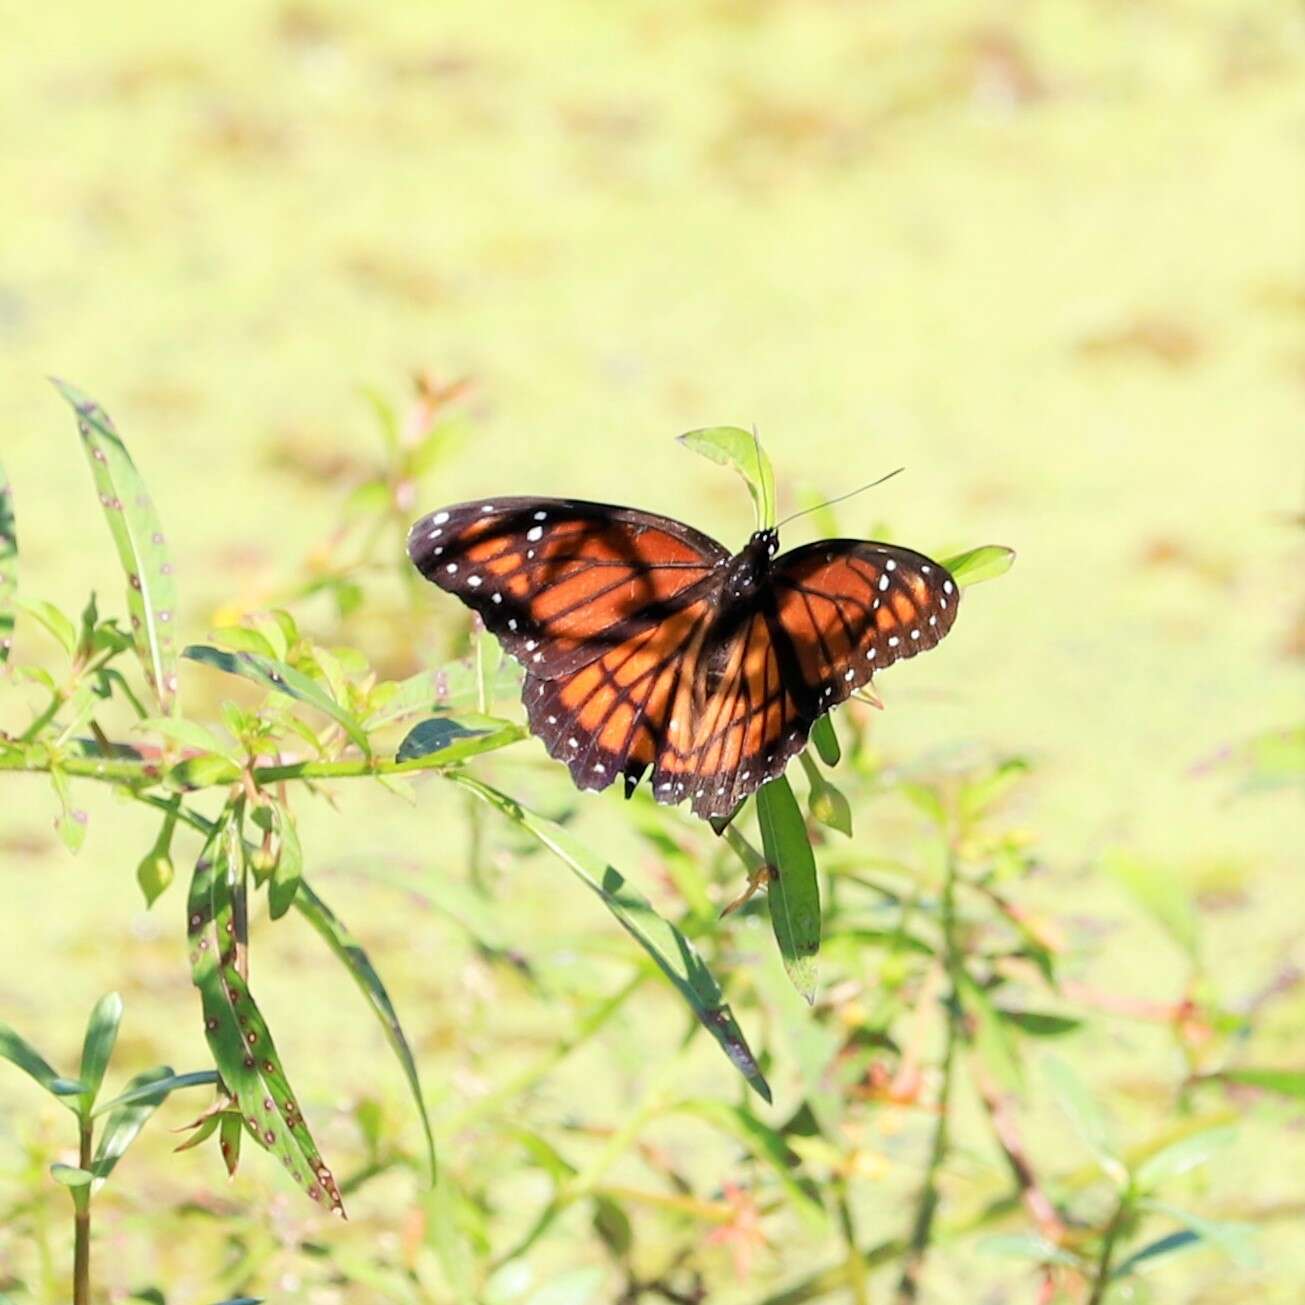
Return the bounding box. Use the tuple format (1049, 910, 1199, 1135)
(91, 1066, 178, 1186)
(136, 850, 176, 908)
(1139, 1199, 1260, 1269)
(454, 774, 771, 1102)
(1111, 1230, 1215, 1279)
(182, 644, 370, 755)
(93, 1069, 219, 1116)
(365, 659, 523, 728)
(52, 380, 181, 712)
(939, 545, 1016, 588)
(50, 1164, 94, 1188)
(756, 777, 821, 1003)
(1134, 1124, 1236, 1191)
(395, 716, 526, 768)
(78, 992, 123, 1114)
(678, 426, 776, 531)
(49, 767, 88, 854)
(1103, 850, 1200, 961)
(293, 881, 436, 1184)
(998, 1010, 1082, 1039)
(1044, 1054, 1127, 1188)
(799, 752, 852, 837)
(138, 715, 241, 762)
(977, 1234, 1081, 1268)
(958, 974, 1023, 1092)
(810, 715, 840, 766)
(959, 758, 1030, 823)
(1219, 1067, 1305, 1098)
(187, 815, 345, 1214)
(0, 1022, 84, 1107)
(209, 625, 281, 659)
(671, 1099, 826, 1227)
(268, 803, 303, 920)
(0, 460, 16, 666)
(14, 596, 77, 655)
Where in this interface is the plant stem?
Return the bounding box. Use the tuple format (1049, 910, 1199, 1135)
(1086, 1194, 1129, 1305)
(73, 1116, 91, 1305)
(894, 842, 961, 1305)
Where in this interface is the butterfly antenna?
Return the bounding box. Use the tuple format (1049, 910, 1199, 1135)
(775, 466, 906, 530)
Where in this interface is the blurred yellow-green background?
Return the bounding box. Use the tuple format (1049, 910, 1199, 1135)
(2, 2, 1302, 1303)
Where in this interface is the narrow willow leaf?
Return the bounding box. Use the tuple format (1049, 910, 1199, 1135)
(395, 716, 526, 767)
(678, 426, 776, 530)
(187, 819, 345, 1215)
(756, 777, 821, 1003)
(94, 1069, 219, 1116)
(182, 644, 370, 755)
(210, 625, 280, 658)
(91, 1065, 175, 1187)
(0, 1023, 84, 1107)
(939, 544, 1016, 588)
(1111, 1230, 1204, 1279)
(998, 1010, 1082, 1039)
(52, 380, 180, 712)
(1219, 1067, 1305, 1097)
(268, 802, 303, 920)
(671, 1099, 826, 1227)
(50, 1164, 94, 1188)
(958, 973, 1023, 1093)
(453, 774, 771, 1102)
(1044, 1054, 1127, 1188)
(1140, 1199, 1260, 1269)
(138, 715, 241, 763)
(1134, 1124, 1236, 1191)
(810, 714, 840, 766)
(15, 596, 78, 655)
(293, 882, 436, 1183)
(77, 992, 123, 1115)
(364, 659, 523, 728)
(0, 460, 16, 665)
(977, 1234, 1081, 1269)
(1103, 851, 1200, 961)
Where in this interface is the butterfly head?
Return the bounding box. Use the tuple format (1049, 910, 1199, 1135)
(725, 529, 780, 600)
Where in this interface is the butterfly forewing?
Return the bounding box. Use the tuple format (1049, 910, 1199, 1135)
(407, 497, 729, 679)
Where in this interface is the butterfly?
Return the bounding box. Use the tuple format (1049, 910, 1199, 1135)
(407, 497, 959, 822)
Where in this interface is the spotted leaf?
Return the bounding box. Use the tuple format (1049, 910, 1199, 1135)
(52, 380, 180, 713)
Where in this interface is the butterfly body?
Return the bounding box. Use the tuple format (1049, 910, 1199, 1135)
(408, 497, 959, 821)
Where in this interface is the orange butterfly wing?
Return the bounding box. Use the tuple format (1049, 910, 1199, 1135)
(654, 541, 960, 819)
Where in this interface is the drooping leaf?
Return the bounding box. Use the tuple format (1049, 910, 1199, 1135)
(182, 644, 370, 755)
(293, 882, 436, 1184)
(810, 714, 841, 766)
(0, 1022, 85, 1105)
(678, 426, 776, 531)
(77, 991, 124, 1115)
(756, 777, 821, 1003)
(187, 815, 345, 1215)
(453, 774, 771, 1102)
(53, 380, 181, 712)
(939, 545, 1016, 588)
(267, 802, 303, 920)
(0, 460, 16, 666)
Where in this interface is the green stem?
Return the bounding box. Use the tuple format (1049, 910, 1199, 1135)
(1086, 1193, 1130, 1305)
(73, 1116, 91, 1305)
(893, 842, 961, 1305)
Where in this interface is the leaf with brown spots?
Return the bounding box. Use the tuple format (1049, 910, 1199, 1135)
(52, 380, 181, 713)
(187, 811, 345, 1215)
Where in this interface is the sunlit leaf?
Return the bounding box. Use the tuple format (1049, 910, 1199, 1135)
(395, 716, 526, 768)
(138, 715, 241, 763)
(294, 882, 436, 1183)
(15, 596, 77, 655)
(454, 774, 771, 1102)
(53, 380, 181, 712)
(810, 715, 840, 766)
(93, 1069, 219, 1117)
(1044, 1054, 1126, 1187)
(678, 426, 776, 531)
(77, 991, 123, 1115)
(939, 545, 1016, 588)
(958, 973, 1023, 1092)
(977, 1234, 1081, 1268)
(268, 802, 303, 920)
(50, 1164, 93, 1188)
(182, 644, 370, 755)
(757, 777, 821, 1003)
(49, 766, 88, 854)
(91, 1066, 175, 1187)
(188, 813, 345, 1214)
(998, 1010, 1082, 1039)
(1140, 1199, 1260, 1269)
(365, 659, 523, 728)
(1134, 1124, 1235, 1191)
(0, 1022, 84, 1107)
(1218, 1067, 1305, 1098)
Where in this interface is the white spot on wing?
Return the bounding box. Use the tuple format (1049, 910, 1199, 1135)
(878, 575, 890, 592)
(888, 636, 899, 647)
(885, 559, 897, 571)
(943, 580, 954, 594)
(467, 575, 482, 587)
(845, 668, 855, 680)
(526, 526, 543, 542)
(445, 563, 457, 574)
(433, 511, 450, 525)
(533, 510, 547, 520)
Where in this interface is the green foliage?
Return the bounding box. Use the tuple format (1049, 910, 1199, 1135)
(678, 426, 777, 531)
